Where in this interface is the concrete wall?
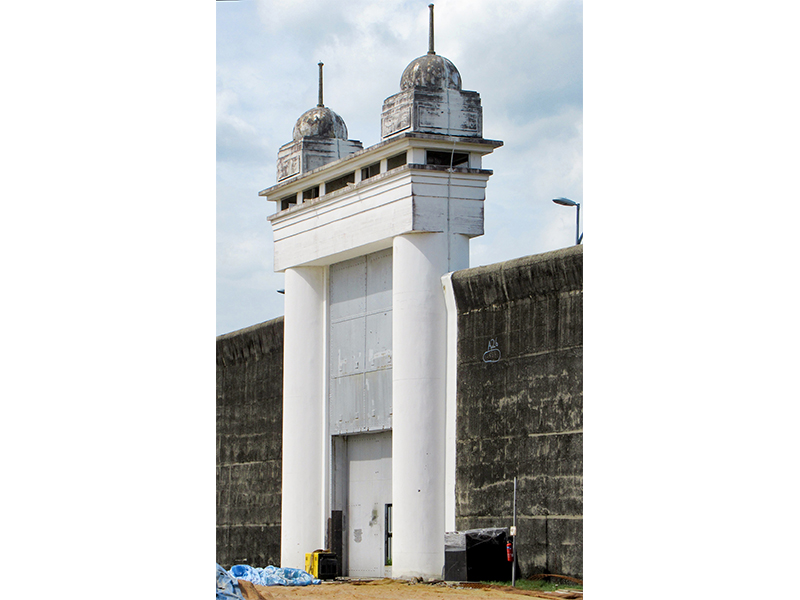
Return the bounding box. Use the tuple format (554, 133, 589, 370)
(216, 246, 582, 577)
(450, 245, 583, 579)
(217, 317, 284, 569)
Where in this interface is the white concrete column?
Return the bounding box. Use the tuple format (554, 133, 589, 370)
(391, 232, 469, 579)
(447, 234, 470, 273)
(441, 271, 458, 533)
(442, 234, 469, 531)
(281, 266, 326, 569)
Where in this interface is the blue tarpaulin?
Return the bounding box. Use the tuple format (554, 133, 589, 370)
(216, 564, 245, 600)
(229, 564, 321, 586)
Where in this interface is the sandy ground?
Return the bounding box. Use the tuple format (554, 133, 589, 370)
(237, 578, 583, 600)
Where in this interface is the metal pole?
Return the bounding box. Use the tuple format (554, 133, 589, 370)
(512, 476, 517, 587)
(428, 4, 435, 54)
(317, 62, 324, 107)
(575, 203, 581, 245)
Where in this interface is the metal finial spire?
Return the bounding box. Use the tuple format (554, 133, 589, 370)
(428, 4, 435, 55)
(317, 61, 324, 107)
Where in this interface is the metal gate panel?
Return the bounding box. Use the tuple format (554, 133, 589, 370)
(331, 375, 365, 432)
(364, 370, 392, 430)
(330, 250, 392, 435)
(330, 316, 366, 378)
(365, 311, 392, 371)
(330, 257, 367, 322)
(366, 249, 393, 313)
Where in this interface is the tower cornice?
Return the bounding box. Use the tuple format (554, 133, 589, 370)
(260, 131, 502, 204)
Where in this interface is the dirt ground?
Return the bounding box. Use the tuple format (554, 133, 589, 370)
(237, 578, 583, 600)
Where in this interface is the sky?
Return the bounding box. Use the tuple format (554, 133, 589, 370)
(216, 0, 583, 335)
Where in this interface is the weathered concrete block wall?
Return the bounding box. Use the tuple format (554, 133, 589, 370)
(217, 318, 284, 569)
(451, 245, 582, 579)
(381, 88, 483, 138)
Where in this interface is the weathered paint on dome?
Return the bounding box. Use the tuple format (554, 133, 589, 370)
(292, 107, 348, 141)
(400, 54, 462, 91)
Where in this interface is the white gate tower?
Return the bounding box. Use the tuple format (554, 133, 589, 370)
(260, 5, 502, 580)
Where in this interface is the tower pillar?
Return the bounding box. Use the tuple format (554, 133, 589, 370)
(280, 265, 327, 568)
(391, 232, 468, 579)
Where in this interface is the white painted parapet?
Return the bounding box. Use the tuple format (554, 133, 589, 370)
(280, 266, 326, 568)
(391, 232, 468, 579)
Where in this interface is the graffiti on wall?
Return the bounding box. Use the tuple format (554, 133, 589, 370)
(482, 339, 501, 363)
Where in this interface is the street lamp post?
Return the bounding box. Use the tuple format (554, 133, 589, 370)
(552, 197, 582, 245)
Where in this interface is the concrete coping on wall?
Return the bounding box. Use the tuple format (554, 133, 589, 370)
(450, 244, 583, 310)
(217, 316, 285, 367)
(216, 315, 284, 341)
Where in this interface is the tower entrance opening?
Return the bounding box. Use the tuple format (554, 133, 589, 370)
(343, 431, 392, 578)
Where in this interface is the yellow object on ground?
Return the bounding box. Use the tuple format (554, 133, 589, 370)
(305, 551, 337, 579)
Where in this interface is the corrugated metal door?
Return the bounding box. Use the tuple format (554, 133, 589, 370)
(329, 249, 392, 434)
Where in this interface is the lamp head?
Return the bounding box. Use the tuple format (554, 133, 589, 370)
(552, 197, 578, 207)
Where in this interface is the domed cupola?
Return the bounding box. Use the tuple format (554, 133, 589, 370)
(381, 4, 483, 139)
(276, 62, 363, 182)
(292, 106, 348, 141)
(400, 55, 462, 91)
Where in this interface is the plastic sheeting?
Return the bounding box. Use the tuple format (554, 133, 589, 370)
(464, 527, 511, 582)
(217, 563, 246, 600)
(443, 528, 512, 582)
(229, 564, 321, 587)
